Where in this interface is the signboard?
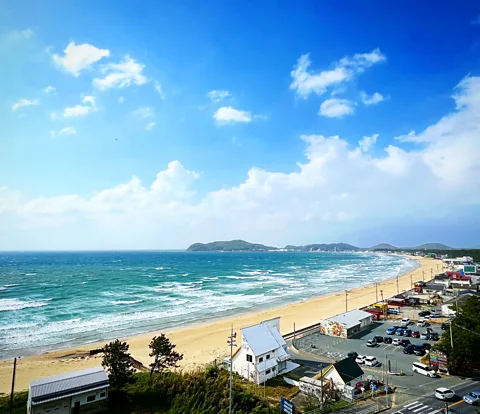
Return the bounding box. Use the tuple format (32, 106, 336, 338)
(280, 397, 295, 414)
(464, 265, 476, 274)
(429, 351, 448, 371)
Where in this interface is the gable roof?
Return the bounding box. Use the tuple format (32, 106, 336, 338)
(30, 366, 108, 404)
(241, 320, 286, 356)
(328, 309, 372, 330)
(330, 358, 364, 383)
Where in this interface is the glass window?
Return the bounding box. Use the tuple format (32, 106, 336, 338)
(100, 392, 106, 398)
(259, 357, 263, 362)
(266, 369, 271, 374)
(266, 354, 270, 360)
(87, 395, 96, 402)
(246, 354, 252, 363)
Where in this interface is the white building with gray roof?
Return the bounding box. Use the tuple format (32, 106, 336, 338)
(28, 366, 109, 414)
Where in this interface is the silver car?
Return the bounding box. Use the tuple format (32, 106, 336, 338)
(463, 391, 480, 405)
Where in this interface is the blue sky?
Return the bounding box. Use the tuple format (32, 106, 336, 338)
(1, 1, 480, 250)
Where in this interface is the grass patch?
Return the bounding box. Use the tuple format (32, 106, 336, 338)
(0, 391, 28, 414)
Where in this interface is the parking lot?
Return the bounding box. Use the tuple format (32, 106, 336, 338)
(295, 319, 446, 386)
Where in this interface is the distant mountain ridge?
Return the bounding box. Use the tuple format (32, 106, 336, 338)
(187, 240, 455, 252)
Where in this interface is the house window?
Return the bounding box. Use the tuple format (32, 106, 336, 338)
(266, 354, 270, 360)
(266, 369, 271, 374)
(259, 357, 263, 362)
(246, 354, 253, 363)
(100, 392, 106, 398)
(87, 395, 96, 402)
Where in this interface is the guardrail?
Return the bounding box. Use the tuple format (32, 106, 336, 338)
(283, 323, 321, 340)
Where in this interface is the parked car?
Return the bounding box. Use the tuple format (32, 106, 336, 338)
(396, 328, 405, 336)
(403, 329, 412, 337)
(435, 388, 455, 401)
(413, 345, 425, 356)
(420, 332, 429, 340)
(403, 344, 414, 354)
(428, 332, 439, 341)
(366, 339, 377, 347)
(348, 351, 358, 359)
(431, 309, 441, 317)
(386, 327, 397, 335)
(400, 339, 411, 347)
(441, 322, 450, 330)
(373, 335, 384, 343)
(417, 319, 427, 327)
(383, 336, 393, 344)
(388, 308, 400, 315)
(422, 343, 432, 351)
(411, 331, 420, 338)
(424, 315, 431, 320)
(392, 338, 402, 346)
(364, 356, 379, 367)
(401, 317, 410, 327)
(355, 355, 366, 364)
(418, 310, 431, 317)
(463, 391, 480, 405)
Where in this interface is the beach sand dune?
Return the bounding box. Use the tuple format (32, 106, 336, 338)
(0, 256, 439, 394)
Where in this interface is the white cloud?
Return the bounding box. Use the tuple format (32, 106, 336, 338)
(290, 49, 386, 98)
(52, 42, 110, 76)
(319, 98, 355, 118)
(119, 97, 125, 103)
(43, 86, 56, 94)
(12, 99, 39, 111)
(213, 106, 252, 125)
(63, 96, 97, 118)
(2, 75, 480, 249)
(93, 56, 147, 90)
(361, 91, 384, 105)
(145, 122, 156, 131)
(154, 81, 165, 100)
(207, 90, 230, 103)
(358, 134, 378, 152)
(51, 127, 77, 138)
(133, 107, 154, 119)
(0, 29, 34, 45)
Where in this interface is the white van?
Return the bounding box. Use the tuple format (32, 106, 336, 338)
(401, 317, 410, 327)
(412, 362, 436, 378)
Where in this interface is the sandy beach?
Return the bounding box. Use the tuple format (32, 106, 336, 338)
(0, 256, 441, 394)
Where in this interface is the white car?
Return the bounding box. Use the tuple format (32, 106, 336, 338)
(392, 338, 402, 346)
(355, 355, 366, 364)
(364, 356, 379, 367)
(435, 388, 455, 400)
(417, 319, 426, 327)
(420, 332, 429, 340)
(401, 317, 410, 327)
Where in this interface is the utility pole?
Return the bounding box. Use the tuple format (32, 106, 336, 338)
(410, 274, 413, 290)
(320, 364, 324, 407)
(396, 275, 399, 295)
(227, 326, 237, 414)
(422, 270, 425, 282)
(380, 290, 386, 321)
(345, 290, 348, 313)
(431, 268, 433, 279)
(375, 283, 378, 303)
(9, 357, 17, 414)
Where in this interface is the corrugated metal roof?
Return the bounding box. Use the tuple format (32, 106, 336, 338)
(242, 319, 288, 356)
(30, 366, 108, 401)
(327, 309, 372, 330)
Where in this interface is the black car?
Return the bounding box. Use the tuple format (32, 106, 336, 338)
(422, 342, 432, 350)
(403, 329, 412, 337)
(400, 339, 411, 347)
(383, 336, 393, 344)
(348, 351, 358, 359)
(441, 322, 450, 330)
(373, 335, 384, 343)
(428, 332, 439, 341)
(403, 344, 414, 354)
(418, 310, 431, 317)
(413, 345, 425, 356)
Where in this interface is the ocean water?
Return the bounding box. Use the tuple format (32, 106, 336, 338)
(0, 251, 417, 359)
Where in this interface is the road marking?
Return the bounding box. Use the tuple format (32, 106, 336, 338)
(404, 401, 419, 408)
(412, 404, 430, 412)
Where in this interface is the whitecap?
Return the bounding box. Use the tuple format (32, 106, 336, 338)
(111, 300, 143, 305)
(0, 298, 51, 312)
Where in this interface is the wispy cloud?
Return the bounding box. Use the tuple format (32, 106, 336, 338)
(290, 49, 386, 98)
(154, 81, 165, 100)
(213, 106, 252, 125)
(52, 42, 110, 76)
(361, 91, 384, 105)
(50, 127, 77, 138)
(1, 29, 34, 45)
(94, 56, 147, 90)
(119, 97, 125, 103)
(207, 90, 230, 103)
(63, 96, 97, 118)
(318, 98, 355, 118)
(12, 99, 39, 111)
(133, 106, 155, 119)
(145, 122, 156, 131)
(43, 86, 56, 94)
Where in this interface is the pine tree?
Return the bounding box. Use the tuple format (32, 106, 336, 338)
(101, 339, 135, 388)
(148, 334, 184, 379)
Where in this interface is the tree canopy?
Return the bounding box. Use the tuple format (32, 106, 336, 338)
(102, 339, 135, 388)
(148, 333, 183, 378)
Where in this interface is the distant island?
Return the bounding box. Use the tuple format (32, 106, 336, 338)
(186, 240, 454, 252)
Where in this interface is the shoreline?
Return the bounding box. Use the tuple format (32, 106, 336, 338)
(0, 255, 439, 394)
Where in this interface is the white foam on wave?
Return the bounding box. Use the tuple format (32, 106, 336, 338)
(111, 300, 143, 305)
(0, 298, 51, 312)
(202, 277, 218, 281)
(155, 267, 164, 270)
(4, 284, 20, 287)
(24, 273, 37, 276)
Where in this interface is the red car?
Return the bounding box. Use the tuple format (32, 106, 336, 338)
(411, 331, 420, 338)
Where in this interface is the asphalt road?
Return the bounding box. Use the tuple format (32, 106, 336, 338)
(391, 381, 480, 414)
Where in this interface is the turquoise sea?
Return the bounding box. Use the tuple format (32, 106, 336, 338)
(0, 251, 417, 359)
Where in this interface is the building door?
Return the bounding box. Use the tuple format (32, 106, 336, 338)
(73, 401, 80, 414)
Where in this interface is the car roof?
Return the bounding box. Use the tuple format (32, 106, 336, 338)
(436, 387, 452, 392)
(365, 356, 376, 359)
